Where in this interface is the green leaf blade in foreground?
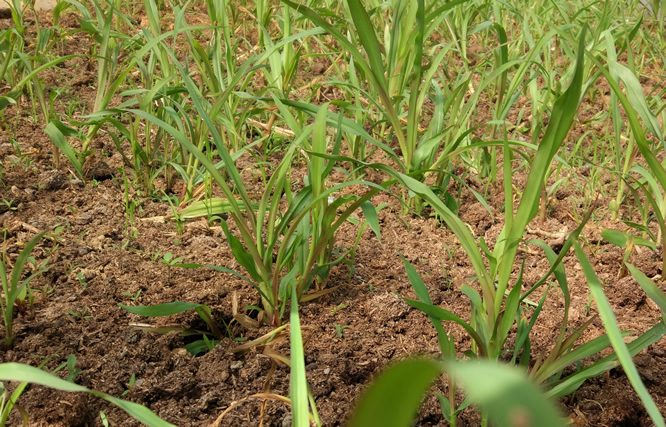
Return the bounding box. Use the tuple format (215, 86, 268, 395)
(348, 359, 441, 427)
(290, 281, 310, 427)
(349, 359, 567, 427)
(0, 363, 174, 427)
(449, 361, 565, 427)
(574, 244, 665, 427)
(119, 301, 204, 317)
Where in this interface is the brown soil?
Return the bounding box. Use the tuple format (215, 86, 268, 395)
(1, 7, 666, 427)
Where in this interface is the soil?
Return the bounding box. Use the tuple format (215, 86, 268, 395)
(1, 6, 666, 427)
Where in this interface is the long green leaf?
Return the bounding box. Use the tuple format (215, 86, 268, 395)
(402, 256, 453, 355)
(405, 299, 487, 357)
(119, 301, 203, 317)
(547, 322, 666, 398)
(350, 359, 566, 427)
(8, 232, 44, 297)
(574, 243, 665, 426)
(0, 363, 174, 427)
(449, 361, 565, 427)
(610, 62, 662, 141)
(348, 359, 441, 427)
(290, 281, 309, 426)
(535, 330, 617, 384)
(626, 264, 666, 313)
(346, 0, 386, 90)
(177, 198, 255, 219)
(495, 27, 587, 316)
(44, 122, 83, 177)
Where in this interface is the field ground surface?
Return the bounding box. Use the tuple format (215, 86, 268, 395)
(1, 0, 666, 426)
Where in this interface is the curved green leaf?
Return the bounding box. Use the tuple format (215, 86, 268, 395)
(405, 299, 488, 357)
(0, 363, 174, 427)
(350, 359, 566, 427)
(574, 243, 665, 426)
(601, 229, 627, 248)
(348, 359, 441, 427)
(360, 201, 381, 242)
(626, 264, 666, 313)
(119, 301, 204, 317)
(450, 361, 565, 427)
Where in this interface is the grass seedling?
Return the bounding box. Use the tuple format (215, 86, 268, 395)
(65, 262, 84, 275)
(125, 84, 384, 326)
(77, 272, 88, 287)
(122, 373, 136, 396)
(333, 324, 348, 338)
(164, 195, 185, 236)
(66, 307, 92, 322)
(122, 289, 142, 302)
(332, 303, 346, 315)
(36, 283, 55, 304)
(53, 354, 82, 383)
(160, 252, 184, 284)
(121, 174, 140, 241)
(0, 199, 17, 212)
(0, 232, 48, 348)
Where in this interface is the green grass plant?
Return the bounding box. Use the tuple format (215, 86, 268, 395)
(0, 232, 48, 348)
(282, 0, 473, 182)
(319, 25, 666, 425)
(588, 35, 666, 278)
(121, 93, 383, 327)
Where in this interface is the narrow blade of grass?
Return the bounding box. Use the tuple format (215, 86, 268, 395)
(495, 26, 587, 316)
(290, 281, 309, 427)
(626, 264, 666, 313)
(0, 363, 174, 426)
(574, 243, 665, 427)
